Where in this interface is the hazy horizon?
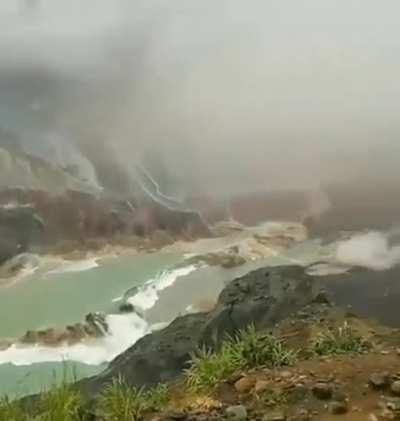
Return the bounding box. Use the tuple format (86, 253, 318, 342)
(1, 0, 399, 197)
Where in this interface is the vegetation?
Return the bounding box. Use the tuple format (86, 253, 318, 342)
(37, 382, 83, 421)
(312, 322, 370, 356)
(0, 396, 29, 421)
(97, 377, 169, 421)
(185, 326, 297, 392)
(0, 376, 169, 421)
(0, 324, 373, 420)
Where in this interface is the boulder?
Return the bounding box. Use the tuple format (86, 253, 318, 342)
(79, 265, 321, 396)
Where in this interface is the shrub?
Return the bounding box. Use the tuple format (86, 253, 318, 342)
(97, 377, 169, 421)
(185, 326, 297, 392)
(38, 382, 83, 421)
(312, 322, 370, 356)
(232, 325, 298, 369)
(143, 383, 169, 412)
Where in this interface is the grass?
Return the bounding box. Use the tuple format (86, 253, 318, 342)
(312, 322, 370, 356)
(98, 376, 169, 421)
(185, 325, 297, 392)
(0, 374, 169, 421)
(0, 396, 29, 421)
(37, 382, 83, 421)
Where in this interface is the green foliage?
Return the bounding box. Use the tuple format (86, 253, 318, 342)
(0, 396, 28, 421)
(312, 322, 370, 356)
(98, 377, 146, 421)
(232, 325, 298, 369)
(37, 382, 83, 421)
(143, 383, 169, 412)
(98, 376, 169, 421)
(185, 325, 297, 392)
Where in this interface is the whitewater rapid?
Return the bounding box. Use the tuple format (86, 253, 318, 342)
(0, 264, 197, 366)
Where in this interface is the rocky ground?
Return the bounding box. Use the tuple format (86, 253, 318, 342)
(144, 305, 400, 421)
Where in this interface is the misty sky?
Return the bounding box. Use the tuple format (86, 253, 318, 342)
(0, 0, 399, 196)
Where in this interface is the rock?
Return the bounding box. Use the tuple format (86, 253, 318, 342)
(225, 405, 247, 420)
(21, 330, 38, 344)
(263, 411, 286, 421)
(85, 312, 108, 337)
(255, 380, 270, 394)
(386, 397, 400, 412)
(391, 381, 400, 396)
(79, 266, 321, 395)
(328, 401, 348, 415)
(119, 303, 135, 313)
(280, 370, 292, 380)
(312, 382, 333, 400)
(234, 376, 256, 393)
(369, 372, 391, 389)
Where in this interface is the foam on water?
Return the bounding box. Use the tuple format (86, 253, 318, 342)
(127, 264, 198, 311)
(0, 313, 149, 366)
(47, 258, 99, 275)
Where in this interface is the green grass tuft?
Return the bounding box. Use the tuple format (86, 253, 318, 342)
(185, 325, 297, 392)
(312, 322, 370, 356)
(0, 396, 28, 421)
(98, 376, 169, 421)
(38, 382, 83, 421)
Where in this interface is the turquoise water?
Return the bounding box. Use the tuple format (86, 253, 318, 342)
(0, 253, 181, 338)
(0, 252, 182, 397)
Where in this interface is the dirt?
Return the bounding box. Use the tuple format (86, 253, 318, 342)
(149, 305, 400, 420)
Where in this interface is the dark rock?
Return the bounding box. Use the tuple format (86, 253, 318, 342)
(369, 372, 391, 389)
(312, 382, 333, 400)
(225, 405, 247, 420)
(119, 303, 135, 313)
(328, 401, 348, 414)
(85, 312, 108, 336)
(78, 266, 321, 396)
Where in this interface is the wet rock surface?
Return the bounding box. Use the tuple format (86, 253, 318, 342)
(19, 312, 108, 347)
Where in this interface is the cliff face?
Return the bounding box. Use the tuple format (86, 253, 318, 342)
(0, 145, 100, 195)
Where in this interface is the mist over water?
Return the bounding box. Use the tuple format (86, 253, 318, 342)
(0, 0, 399, 199)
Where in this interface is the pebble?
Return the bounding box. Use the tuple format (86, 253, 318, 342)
(225, 405, 247, 420)
(328, 401, 348, 415)
(255, 380, 270, 394)
(391, 380, 400, 396)
(369, 372, 391, 389)
(280, 371, 292, 379)
(262, 411, 286, 421)
(312, 382, 333, 400)
(234, 376, 256, 393)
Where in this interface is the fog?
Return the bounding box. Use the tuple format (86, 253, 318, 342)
(336, 230, 400, 271)
(1, 0, 400, 198)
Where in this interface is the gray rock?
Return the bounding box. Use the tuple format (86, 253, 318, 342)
(312, 382, 333, 400)
(369, 372, 391, 389)
(225, 405, 247, 420)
